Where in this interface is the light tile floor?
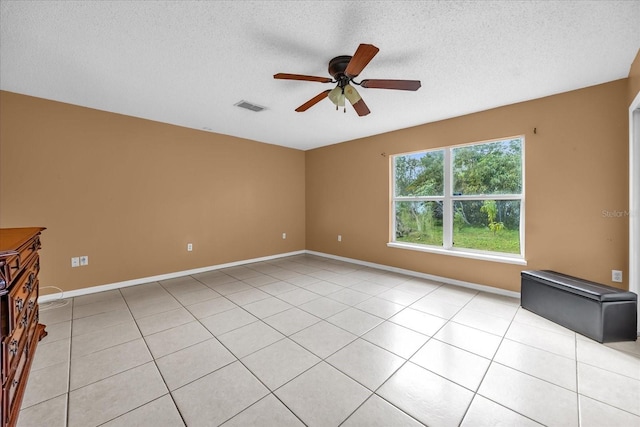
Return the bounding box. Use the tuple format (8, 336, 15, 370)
(19, 254, 640, 426)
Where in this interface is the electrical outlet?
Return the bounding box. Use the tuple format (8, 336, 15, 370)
(71, 257, 80, 268)
(612, 270, 623, 283)
(282, 233, 286, 239)
(338, 235, 342, 242)
(187, 243, 193, 252)
(79, 256, 89, 266)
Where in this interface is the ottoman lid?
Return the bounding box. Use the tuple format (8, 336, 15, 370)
(521, 270, 638, 302)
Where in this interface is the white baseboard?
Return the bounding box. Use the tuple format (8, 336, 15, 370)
(306, 250, 521, 299)
(39, 248, 520, 303)
(38, 250, 306, 303)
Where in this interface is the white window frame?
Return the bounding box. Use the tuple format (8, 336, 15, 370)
(388, 136, 526, 265)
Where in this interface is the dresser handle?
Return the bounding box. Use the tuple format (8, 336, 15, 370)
(28, 299, 35, 312)
(12, 379, 19, 387)
(23, 272, 35, 293)
(9, 339, 18, 356)
(20, 314, 28, 328)
(15, 297, 24, 312)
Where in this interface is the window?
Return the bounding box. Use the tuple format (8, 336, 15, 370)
(391, 137, 524, 262)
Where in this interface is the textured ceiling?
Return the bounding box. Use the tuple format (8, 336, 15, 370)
(1, 1, 639, 150)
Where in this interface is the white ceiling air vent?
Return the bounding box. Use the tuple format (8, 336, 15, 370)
(235, 100, 267, 112)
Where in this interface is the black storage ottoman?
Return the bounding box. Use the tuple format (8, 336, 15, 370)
(521, 270, 637, 343)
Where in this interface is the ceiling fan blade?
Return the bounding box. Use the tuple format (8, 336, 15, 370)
(345, 44, 379, 78)
(360, 79, 422, 91)
(274, 73, 333, 83)
(351, 98, 371, 117)
(344, 84, 370, 116)
(295, 90, 331, 112)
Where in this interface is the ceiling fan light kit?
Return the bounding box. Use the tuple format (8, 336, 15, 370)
(274, 43, 421, 116)
(327, 86, 346, 112)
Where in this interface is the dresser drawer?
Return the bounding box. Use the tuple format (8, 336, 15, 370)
(0, 229, 42, 289)
(8, 256, 39, 332)
(26, 305, 39, 358)
(1, 310, 29, 384)
(13, 235, 41, 274)
(2, 342, 28, 425)
(26, 285, 39, 331)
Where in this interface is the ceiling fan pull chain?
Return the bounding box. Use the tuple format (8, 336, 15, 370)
(342, 87, 346, 113)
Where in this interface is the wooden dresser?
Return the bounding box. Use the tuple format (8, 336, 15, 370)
(0, 228, 47, 427)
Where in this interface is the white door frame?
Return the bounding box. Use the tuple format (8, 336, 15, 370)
(629, 90, 640, 335)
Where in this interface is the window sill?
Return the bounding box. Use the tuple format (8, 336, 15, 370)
(387, 242, 528, 265)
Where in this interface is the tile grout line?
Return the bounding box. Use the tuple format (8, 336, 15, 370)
(60, 267, 416, 424)
(116, 286, 189, 427)
(572, 339, 640, 418)
(174, 269, 319, 425)
(64, 288, 179, 425)
(31, 255, 638, 426)
(65, 298, 74, 427)
(228, 262, 446, 425)
(467, 306, 547, 426)
(575, 333, 582, 426)
(141, 293, 563, 425)
(334, 288, 471, 426)
(189, 272, 315, 426)
(396, 291, 477, 425)
(191, 259, 415, 425)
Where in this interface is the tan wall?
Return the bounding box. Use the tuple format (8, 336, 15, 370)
(0, 91, 306, 294)
(628, 49, 640, 105)
(306, 80, 630, 292)
(1, 76, 632, 296)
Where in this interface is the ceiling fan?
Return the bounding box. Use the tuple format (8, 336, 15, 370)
(274, 43, 421, 116)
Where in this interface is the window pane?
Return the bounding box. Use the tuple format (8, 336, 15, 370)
(394, 151, 444, 197)
(453, 200, 521, 254)
(395, 201, 443, 246)
(452, 138, 522, 195)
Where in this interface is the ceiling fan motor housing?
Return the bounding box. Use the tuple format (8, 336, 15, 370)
(328, 55, 353, 86)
